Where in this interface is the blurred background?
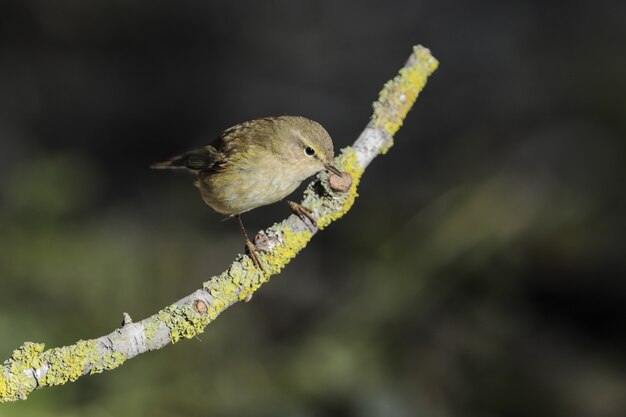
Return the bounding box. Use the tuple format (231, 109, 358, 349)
(1, 1, 625, 416)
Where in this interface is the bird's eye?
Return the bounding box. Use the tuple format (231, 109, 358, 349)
(304, 147, 315, 157)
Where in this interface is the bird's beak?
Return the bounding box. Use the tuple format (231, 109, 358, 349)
(323, 161, 343, 176)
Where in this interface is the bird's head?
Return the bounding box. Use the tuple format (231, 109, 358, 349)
(274, 116, 341, 181)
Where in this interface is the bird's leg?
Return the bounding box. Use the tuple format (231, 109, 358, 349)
(235, 214, 264, 271)
(284, 200, 317, 228)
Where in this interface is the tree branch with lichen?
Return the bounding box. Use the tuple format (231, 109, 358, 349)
(0, 45, 438, 403)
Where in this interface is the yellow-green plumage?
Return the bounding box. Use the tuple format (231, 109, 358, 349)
(152, 116, 337, 215)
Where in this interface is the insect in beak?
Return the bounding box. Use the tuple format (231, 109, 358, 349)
(323, 161, 343, 176)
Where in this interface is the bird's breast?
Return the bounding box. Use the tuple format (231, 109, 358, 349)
(197, 159, 304, 215)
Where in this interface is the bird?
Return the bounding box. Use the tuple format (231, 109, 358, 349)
(151, 115, 341, 269)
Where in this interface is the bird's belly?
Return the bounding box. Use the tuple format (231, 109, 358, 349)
(198, 169, 301, 215)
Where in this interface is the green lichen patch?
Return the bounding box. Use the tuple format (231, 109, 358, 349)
(372, 45, 439, 146)
(0, 339, 128, 402)
(204, 272, 242, 310)
(202, 225, 312, 305)
(158, 304, 212, 344)
(39, 340, 100, 386)
(260, 225, 312, 275)
(90, 351, 126, 375)
(1, 342, 46, 402)
(144, 317, 161, 340)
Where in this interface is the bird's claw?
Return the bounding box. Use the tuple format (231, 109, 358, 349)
(245, 239, 265, 271)
(285, 200, 317, 229)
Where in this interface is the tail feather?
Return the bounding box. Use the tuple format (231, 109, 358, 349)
(151, 147, 218, 171)
(150, 154, 188, 170)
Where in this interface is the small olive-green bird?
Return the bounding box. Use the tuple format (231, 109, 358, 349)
(152, 115, 341, 269)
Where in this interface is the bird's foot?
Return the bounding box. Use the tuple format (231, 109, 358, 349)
(245, 239, 265, 271)
(284, 200, 317, 229)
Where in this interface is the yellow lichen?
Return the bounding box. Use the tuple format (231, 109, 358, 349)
(158, 304, 212, 344)
(0, 342, 46, 402)
(0, 339, 122, 402)
(144, 317, 160, 340)
(314, 147, 364, 230)
(204, 275, 240, 314)
(200, 224, 312, 304)
(90, 351, 126, 375)
(0, 374, 6, 400)
(260, 226, 312, 275)
(372, 45, 439, 149)
(39, 340, 100, 386)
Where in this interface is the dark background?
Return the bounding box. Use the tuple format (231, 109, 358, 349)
(1, 1, 625, 416)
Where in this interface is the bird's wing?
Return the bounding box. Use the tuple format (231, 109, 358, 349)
(217, 118, 277, 155)
(152, 118, 277, 172)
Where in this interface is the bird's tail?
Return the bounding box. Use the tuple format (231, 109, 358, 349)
(150, 154, 188, 170)
(151, 147, 217, 171)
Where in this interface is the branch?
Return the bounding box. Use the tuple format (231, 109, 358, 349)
(0, 45, 438, 403)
